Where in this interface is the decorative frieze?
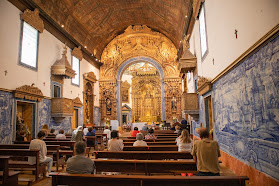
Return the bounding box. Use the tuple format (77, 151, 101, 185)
(73, 97, 83, 107)
(197, 76, 212, 96)
(14, 84, 44, 101)
(20, 8, 44, 33)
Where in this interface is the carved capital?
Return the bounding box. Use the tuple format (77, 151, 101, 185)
(20, 8, 44, 33)
(197, 76, 212, 95)
(14, 84, 44, 101)
(72, 46, 83, 61)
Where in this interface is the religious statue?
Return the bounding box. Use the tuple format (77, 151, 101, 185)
(171, 96, 177, 112)
(106, 98, 112, 115)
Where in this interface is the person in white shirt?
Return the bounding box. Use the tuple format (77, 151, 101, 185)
(133, 133, 147, 146)
(103, 125, 111, 140)
(29, 131, 53, 177)
(56, 129, 66, 139)
(176, 130, 192, 152)
(108, 130, 124, 151)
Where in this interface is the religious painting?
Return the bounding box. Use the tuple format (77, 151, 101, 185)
(106, 98, 112, 115)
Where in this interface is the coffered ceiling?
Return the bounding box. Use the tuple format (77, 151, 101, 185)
(27, 0, 192, 58)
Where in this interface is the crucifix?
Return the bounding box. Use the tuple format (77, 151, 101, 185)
(235, 29, 238, 39)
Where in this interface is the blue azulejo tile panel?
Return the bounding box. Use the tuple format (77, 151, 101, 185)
(78, 106, 84, 127)
(38, 99, 51, 131)
(212, 35, 279, 180)
(0, 91, 13, 144)
(49, 117, 72, 134)
(94, 107, 100, 126)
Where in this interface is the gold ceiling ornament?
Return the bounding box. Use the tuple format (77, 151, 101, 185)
(121, 80, 131, 103)
(71, 46, 83, 61)
(135, 63, 157, 76)
(51, 45, 76, 79)
(193, 0, 203, 19)
(20, 8, 44, 33)
(100, 25, 179, 79)
(14, 84, 44, 102)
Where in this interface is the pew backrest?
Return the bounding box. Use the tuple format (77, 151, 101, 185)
(123, 145, 178, 151)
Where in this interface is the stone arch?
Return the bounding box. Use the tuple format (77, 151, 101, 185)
(116, 57, 166, 124)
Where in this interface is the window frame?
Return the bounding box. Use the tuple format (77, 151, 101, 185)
(18, 21, 39, 71)
(52, 81, 63, 98)
(199, 3, 209, 61)
(71, 55, 80, 86)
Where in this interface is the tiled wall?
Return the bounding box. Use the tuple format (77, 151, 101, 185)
(94, 107, 100, 126)
(0, 91, 13, 144)
(210, 35, 279, 180)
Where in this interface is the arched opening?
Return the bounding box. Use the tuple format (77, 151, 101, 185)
(116, 57, 166, 125)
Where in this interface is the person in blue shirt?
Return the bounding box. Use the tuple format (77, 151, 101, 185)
(86, 127, 96, 146)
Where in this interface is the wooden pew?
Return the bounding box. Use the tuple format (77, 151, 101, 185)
(123, 138, 176, 142)
(50, 173, 249, 186)
(0, 156, 20, 186)
(44, 141, 75, 156)
(94, 159, 197, 174)
(0, 149, 46, 181)
(0, 144, 64, 171)
(94, 151, 193, 160)
(123, 145, 178, 151)
(124, 141, 176, 146)
(85, 136, 98, 151)
(44, 138, 71, 141)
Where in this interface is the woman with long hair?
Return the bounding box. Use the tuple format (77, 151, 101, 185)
(176, 129, 192, 152)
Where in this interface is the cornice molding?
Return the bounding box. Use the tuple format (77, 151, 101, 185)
(20, 8, 44, 32)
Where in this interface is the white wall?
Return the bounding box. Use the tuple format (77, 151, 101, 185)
(121, 74, 132, 108)
(0, 0, 100, 106)
(190, 0, 279, 79)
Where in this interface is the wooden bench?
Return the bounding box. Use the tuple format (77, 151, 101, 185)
(124, 141, 176, 146)
(0, 144, 64, 171)
(0, 156, 20, 186)
(50, 173, 249, 186)
(94, 151, 193, 160)
(94, 159, 196, 175)
(85, 136, 98, 151)
(0, 149, 46, 181)
(44, 141, 76, 156)
(123, 138, 176, 142)
(123, 145, 178, 151)
(44, 138, 71, 141)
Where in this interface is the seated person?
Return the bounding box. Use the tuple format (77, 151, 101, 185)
(16, 130, 27, 141)
(56, 129, 66, 139)
(131, 127, 140, 137)
(103, 125, 111, 140)
(86, 127, 96, 136)
(66, 141, 95, 174)
(176, 130, 192, 152)
(133, 133, 147, 146)
(174, 125, 181, 133)
(72, 126, 84, 142)
(145, 128, 157, 140)
(108, 130, 124, 151)
(170, 122, 175, 130)
(48, 128, 56, 136)
(29, 131, 53, 177)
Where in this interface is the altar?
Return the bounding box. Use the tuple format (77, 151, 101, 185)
(132, 122, 147, 131)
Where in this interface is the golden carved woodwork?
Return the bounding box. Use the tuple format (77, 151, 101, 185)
(164, 78, 182, 120)
(197, 76, 212, 96)
(100, 25, 179, 80)
(193, 0, 203, 19)
(121, 80, 130, 103)
(73, 97, 83, 107)
(131, 72, 161, 123)
(99, 80, 117, 121)
(51, 45, 76, 79)
(181, 93, 199, 111)
(20, 8, 44, 33)
(51, 97, 73, 123)
(31, 0, 190, 57)
(71, 46, 83, 61)
(83, 72, 96, 124)
(13, 84, 44, 102)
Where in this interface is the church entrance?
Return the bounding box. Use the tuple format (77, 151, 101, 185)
(16, 101, 35, 141)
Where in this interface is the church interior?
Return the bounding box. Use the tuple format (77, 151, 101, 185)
(0, 0, 278, 185)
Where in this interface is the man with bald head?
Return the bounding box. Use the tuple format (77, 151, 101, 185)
(191, 128, 221, 176)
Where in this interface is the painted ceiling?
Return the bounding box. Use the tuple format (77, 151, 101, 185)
(31, 0, 191, 58)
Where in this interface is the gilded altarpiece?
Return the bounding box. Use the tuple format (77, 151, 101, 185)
(99, 25, 182, 122)
(121, 81, 130, 103)
(83, 72, 96, 124)
(131, 67, 161, 122)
